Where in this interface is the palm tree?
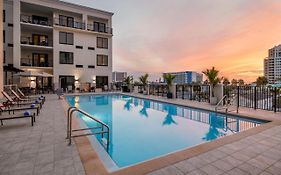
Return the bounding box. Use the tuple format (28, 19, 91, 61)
(139, 73, 149, 92)
(163, 73, 176, 98)
(256, 76, 267, 86)
(123, 76, 133, 92)
(231, 79, 238, 86)
(238, 79, 245, 86)
(202, 67, 221, 97)
(222, 77, 230, 86)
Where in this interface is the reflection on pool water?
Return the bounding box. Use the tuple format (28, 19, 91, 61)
(66, 94, 265, 169)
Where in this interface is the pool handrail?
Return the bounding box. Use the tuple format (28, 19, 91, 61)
(66, 106, 110, 152)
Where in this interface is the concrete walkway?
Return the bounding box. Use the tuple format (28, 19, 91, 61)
(0, 94, 85, 175)
(0, 93, 281, 175)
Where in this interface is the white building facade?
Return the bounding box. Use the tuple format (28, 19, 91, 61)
(112, 71, 127, 82)
(164, 71, 203, 84)
(264, 45, 281, 85)
(3, 0, 113, 90)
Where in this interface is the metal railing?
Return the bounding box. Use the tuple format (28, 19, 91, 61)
(54, 18, 85, 30)
(66, 107, 110, 151)
(224, 86, 281, 112)
(149, 84, 168, 97)
(20, 14, 52, 26)
(87, 24, 113, 34)
(20, 36, 53, 47)
(176, 84, 210, 102)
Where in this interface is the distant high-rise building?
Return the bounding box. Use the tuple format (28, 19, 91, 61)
(264, 44, 281, 84)
(112, 71, 127, 82)
(164, 71, 203, 84)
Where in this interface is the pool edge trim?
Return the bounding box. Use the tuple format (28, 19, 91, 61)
(62, 92, 281, 175)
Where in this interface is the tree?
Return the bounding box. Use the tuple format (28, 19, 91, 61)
(238, 79, 245, 86)
(163, 73, 176, 93)
(139, 73, 149, 90)
(256, 76, 268, 86)
(231, 79, 238, 86)
(202, 67, 221, 97)
(222, 77, 230, 86)
(123, 76, 133, 86)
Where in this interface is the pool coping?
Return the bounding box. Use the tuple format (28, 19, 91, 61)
(61, 92, 281, 175)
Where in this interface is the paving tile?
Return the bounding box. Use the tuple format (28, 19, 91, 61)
(212, 156, 242, 171)
(248, 155, 277, 170)
(265, 165, 281, 175)
(186, 169, 208, 175)
(226, 168, 251, 175)
(238, 162, 263, 175)
(186, 156, 209, 169)
(200, 164, 224, 175)
(174, 159, 196, 174)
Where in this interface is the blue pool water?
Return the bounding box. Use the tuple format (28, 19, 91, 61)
(66, 94, 264, 169)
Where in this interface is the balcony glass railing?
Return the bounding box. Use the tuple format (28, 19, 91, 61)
(21, 59, 53, 68)
(87, 24, 113, 34)
(20, 14, 52, 27)
(54, 18, 85, 30)
(20, 37, 53, 47)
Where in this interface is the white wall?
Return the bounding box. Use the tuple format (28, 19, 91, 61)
(0, 0, 3, 96)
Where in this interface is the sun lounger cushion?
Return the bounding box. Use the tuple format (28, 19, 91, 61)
(24, 111, 31, 116)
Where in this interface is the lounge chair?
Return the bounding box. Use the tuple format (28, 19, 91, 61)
(0, 111, 35, 126)
(10, 89, 45, 104)
(0, 102, 40, 116)
(1, 91, 43, 109)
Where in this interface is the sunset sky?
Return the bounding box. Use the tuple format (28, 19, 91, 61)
(65, 0, 281, 82)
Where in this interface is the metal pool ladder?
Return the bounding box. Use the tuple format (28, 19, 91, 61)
(215, 94, 238, 114)
(66, 107, 110, 152)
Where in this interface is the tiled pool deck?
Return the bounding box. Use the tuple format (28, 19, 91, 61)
(0, 93, 281, 175)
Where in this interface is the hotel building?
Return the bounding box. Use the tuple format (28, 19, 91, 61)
(3, 0, 113, 90)
(112, 71, 127, 83)
(264, 45, 281, 84)
(164, 71, 203, 84)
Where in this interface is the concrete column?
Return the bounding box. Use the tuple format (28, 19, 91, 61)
(171, 84, 177, 99)
(213, 84, 224, 105)
(0, 0, 3, 97)
(13, 0, 21, 68)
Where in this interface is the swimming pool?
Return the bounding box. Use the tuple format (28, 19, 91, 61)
(66, 94, 265, 170)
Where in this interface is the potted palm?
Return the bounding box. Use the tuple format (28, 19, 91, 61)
(139, 73, 149, 94)
(163, 73, 176, 99)
(123, 76, 133, 92)
(202, 67, 221, 105)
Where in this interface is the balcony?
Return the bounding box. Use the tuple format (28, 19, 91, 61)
(20, 36, 53, 50)
(87, 24, 113, 34)
(21, 58, 53, 68)
(20, 14, 53, 27)
(54, 18, 85, 30)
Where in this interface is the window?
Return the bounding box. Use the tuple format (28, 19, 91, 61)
(96, 76, 108, 88)
(59, 32, 73, 45)
(8, 23, 13, 27)
(3, 30, 5, 43)
(59, 76, 74, 90)
(76, 65, 83, 68)
(76, 45, 83, 49)
(32, 15, 49, 26)
(32, 34, 48, 46)
(8, 43, 13, 47)
(3, 51, 5, 63)
(59, 15, 74, 28)
(88, 65, 95, 69)
(97, 37, 108, 49)
(97, 55, 108, 66)
(32, 53, 49, 67)
(60, 51, 73, 64)
(3, 10, 5, 23)
(88, 47, 95, 50)
(93, 22, 106, 33)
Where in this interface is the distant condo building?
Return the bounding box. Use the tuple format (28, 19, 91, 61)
(112, 71, 127, 82)
(164, 71, 203, 84)
(3, 0, 113, 90)
(264, 44, 281, 84)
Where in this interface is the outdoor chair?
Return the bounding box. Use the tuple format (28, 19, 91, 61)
(1, 91, 43, 109)
(0, 111, 36, 126)
(17, 88, 45, 102)
(0, 102, 40, 116)
(11, 89, 45, 104)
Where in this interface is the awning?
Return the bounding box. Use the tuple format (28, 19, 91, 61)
(41, 72, 54, 77)
(3, 65, 24, 73)
(15, 71, 43, 77)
